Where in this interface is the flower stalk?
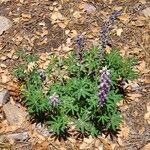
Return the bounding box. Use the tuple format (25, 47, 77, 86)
(76, 34, 84, 61)
(49, 93, 59, 107)
(98, 67, 111, 107)
(100, 10, 121, 51)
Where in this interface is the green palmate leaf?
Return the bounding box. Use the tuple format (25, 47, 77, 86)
(105, 50, 123, 69)
(105, 50, 137, 82)
(98, 114, 109, 125)
(23, 87, 49, 117)
(15, 50, 26, 58)
(71, 77, 93, 100)
(48, 115, 69, 135)
(24, 54, 39, 62)
(107, 112, 122, 131)
(75, 110, 91, 132)
(60, 96, 78, 115)
(13, 63, 27, 80)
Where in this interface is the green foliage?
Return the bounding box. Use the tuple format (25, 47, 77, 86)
(15, 50, 39, 62)
(13, 64, 27, 80)
(13, 47, 137, 137)
(13, 51, 39, 80)
(105, 49, 138, 82)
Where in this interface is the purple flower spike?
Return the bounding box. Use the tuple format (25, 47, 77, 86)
(76, 34, 85, 61)
(98, 67, 111, 107)
(49, 93, 59, 107)
(100, 10, 121, 50)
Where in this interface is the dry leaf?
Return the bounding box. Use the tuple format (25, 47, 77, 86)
(53, 1, 58, 5)
(144, 112, 150, 120)
(119, 126, 130, 138)
(58, 22, 67, 29)
(116, 28, 123, 36)
(147, 103, 150, 112)
(1, 74, 10, 83)
(69, 30, 78, 38)
(68, 137, 76, 143)
(117, 138, 123, 146)
(105, 45, 112, 53)
(0, 63, 7, 68)
(98, 145, 104, 150)
(73, 11, 81, 19)
(132, 20, 145, 27)
(21, 13, 31, 19)
(137, 61, 146, 72)
(142, 143, 150, 150)
(39, 60, 50, 70)
(60, 148, 67, 150)
(39, 53, 49, 61)
(0, 56, 7, 61)
(84, 136, 94, 144)
(91, 26, 99, 33)
(80, 142, 90, 149)
(139, 0, 146, 4)
(27, 62, 36, 72)
(95, 139, 100, 148)
(118, 14, 130, 23)
(128, 93, 142, 99)
(65, 29, 70, 35)
(139, 127, 145, 134)
(13, 17, 20, 23)
(51, 11, 63, 21)
(41, 29, 48, 37)
(62, 44, 72, 52)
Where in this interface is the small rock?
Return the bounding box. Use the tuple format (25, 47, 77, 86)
(2, 132, 29, 141)
(0, 16, 12, 35)
(83, 3, 96, 13)
(3, 103, 28, 126)
(34, 123, 52, 137)
(0, 89, 9, 107)
(142, 7, 150, 17)
(0, 112, 4, 120)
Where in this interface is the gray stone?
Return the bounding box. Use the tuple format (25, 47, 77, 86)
(2, 132, 29, 141)
(0, 112, 4, 120)
(142, 7, 150, 17)
(83, 3, 96, 13)
(34, 123, 52, 137)
(0, 89, 9, 107)
(3, 103, 28, 126)
(0, 16, 12, 35)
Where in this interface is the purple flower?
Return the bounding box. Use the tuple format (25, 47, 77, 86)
(38, 69, 46, 81)
(49, 93, 59, 107)
(108, 10, 121, 26)
(97, 67, 111, 107)
(76, 34, 85, 61)
(100, 10, 121, 49)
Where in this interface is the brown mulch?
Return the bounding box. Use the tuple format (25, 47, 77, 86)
(0, 0, 150, 149)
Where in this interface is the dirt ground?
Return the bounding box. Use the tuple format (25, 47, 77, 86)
(0, 0, 150, 150)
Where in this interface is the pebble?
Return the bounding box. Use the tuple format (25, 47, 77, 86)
(142, 7, 150, 17)
(2, 132, 29, 141)
(0, 89, 9, 107)
(3, 103, 28, 126)
(0, 16, 12, 35)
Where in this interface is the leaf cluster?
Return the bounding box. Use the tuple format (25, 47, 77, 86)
(13, 47, 137, 137)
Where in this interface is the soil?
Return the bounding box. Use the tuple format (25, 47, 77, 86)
(0, 0, 150, 149)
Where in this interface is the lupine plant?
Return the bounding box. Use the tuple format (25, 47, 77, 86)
(13, 10, 138, 137)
